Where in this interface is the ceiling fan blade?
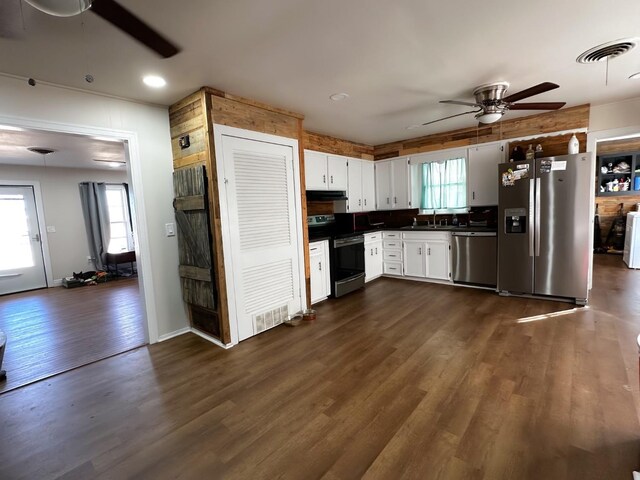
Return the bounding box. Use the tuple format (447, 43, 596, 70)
(503, 82, 559, 103)
(440, 100, 480, 107)
(509, 102, 566, 110)
(421, 109, 481, 126)
(90, 0, 180, 58)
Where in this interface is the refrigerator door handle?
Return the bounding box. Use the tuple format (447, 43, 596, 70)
(535, 177, 541, 257)
(529, 178, 535, 257)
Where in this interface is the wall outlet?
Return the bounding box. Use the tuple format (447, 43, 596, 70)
(46, 225, 56, 233)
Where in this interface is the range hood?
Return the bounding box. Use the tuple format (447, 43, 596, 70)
(306, 190, 348, 201)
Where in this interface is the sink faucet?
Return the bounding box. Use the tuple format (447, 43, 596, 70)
(433, 210, 437, 226)
(413, 217, 418, 226)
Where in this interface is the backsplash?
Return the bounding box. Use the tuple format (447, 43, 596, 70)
(366, 207, 498, 228)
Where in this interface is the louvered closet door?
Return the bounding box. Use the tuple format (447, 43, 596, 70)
(221, 136, 302, 341)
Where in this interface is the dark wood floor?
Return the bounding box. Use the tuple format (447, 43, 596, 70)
(0, 278, 145, 393)
(1, 255, 639, 479)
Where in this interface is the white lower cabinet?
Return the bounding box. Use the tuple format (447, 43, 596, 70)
(382, 231, 403, 276)
(364, 232, 383, 282)
(402, 232, 451, 281)
(403, 241, 427, 278)
(309, 240, 330, 305)
(425, 239, 451, 280)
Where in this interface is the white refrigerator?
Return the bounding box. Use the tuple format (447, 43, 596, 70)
(623, 212, 640, 268)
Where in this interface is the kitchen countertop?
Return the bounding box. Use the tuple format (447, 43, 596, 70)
(399, 225, 497, 233)
(309, 226, 497, 242)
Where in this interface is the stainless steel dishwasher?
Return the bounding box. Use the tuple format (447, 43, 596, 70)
(451, 231, 497, 287)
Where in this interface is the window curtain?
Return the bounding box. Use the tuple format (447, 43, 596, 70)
(420, 158, 466, 210)
(78, 182, 110, 271)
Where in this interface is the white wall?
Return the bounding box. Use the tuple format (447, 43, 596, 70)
(0, 165, 128, 281)
(0, 74, 188, 341)
(590, 96, 640, 134)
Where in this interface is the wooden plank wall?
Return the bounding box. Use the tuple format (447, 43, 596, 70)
(169, 91, 231, 344)
(595, 137, 640, 244)
(303, 130, 374, 160)
(373, 104, 590, 160)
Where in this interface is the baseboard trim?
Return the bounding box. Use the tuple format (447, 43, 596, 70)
(190, 328, 234, 349)
(157, 327, 191, 343)
(51, 279, 64, 287)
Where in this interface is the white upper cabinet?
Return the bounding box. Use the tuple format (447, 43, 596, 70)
(375, 157, 409, 210)
(304, 150, 328, 190)
(375, 161, 392, 210)
(327, 155, 348, 190)
(467, 142, 503, 206)
(304, 150, 348, 191)
(361, 161, 375, 211)
(347, 158, 363, 212)
(391, 158, 410, 209)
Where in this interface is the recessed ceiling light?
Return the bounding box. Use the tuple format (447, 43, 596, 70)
(143, 75, 166, 88)
(0, 125, 25, 132)
(107, 162, 123, 168)
(629, 72, 640, 80)
(329, 93, 349, 101)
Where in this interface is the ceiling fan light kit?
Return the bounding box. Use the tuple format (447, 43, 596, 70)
(418, 81, 565, 128)
(21, 0, 180, 58)
(24, 0, 92, 17)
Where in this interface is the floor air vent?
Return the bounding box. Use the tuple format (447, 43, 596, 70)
(254, 304, 289, 334)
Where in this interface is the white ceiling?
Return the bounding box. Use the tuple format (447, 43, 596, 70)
(1, 0, 640, 145)
(0, 127, 126, 170)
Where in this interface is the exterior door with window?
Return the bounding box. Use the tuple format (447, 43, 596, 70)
(105, 184, 134, 253)
(0, 185, 47, 295)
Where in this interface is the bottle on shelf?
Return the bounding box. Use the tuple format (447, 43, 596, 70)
(534, 144, 543, 159)
(525, 144, 535, 160)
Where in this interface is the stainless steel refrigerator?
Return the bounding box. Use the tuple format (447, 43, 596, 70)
(498, 153, 595, 304)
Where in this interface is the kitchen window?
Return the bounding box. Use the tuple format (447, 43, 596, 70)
(106, 184, 134, 253)
(420, 157, 467, 211)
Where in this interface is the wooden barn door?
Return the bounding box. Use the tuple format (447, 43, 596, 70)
(172, 166, 220, 338)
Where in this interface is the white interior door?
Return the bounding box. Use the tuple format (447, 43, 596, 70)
(0, 185, 47, 295)
(222, 136, 303, 341)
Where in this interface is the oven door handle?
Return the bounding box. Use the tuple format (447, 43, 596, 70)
(334, 236, 364, 247)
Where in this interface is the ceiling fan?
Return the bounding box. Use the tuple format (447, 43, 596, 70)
(421, 82, 566, 127)
(2, 0, 180, 58)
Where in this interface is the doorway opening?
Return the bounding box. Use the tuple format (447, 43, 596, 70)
(0, 125, 148, 393)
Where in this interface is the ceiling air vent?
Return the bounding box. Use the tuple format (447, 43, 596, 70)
(576, 38, 639, 63)
(27, 147, 55, 155)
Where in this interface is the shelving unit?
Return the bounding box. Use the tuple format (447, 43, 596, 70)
(597, 151, 640, 196)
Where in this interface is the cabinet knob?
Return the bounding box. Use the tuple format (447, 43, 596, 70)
(359, 199, 361, 206)
(331, 175, 334, 184)
(319, 262, 322, 271)
(323, 174, 326, 184)
(418, 247, 422, 255)
(428, 247, 431, 256)
(394, 196, 397, 204)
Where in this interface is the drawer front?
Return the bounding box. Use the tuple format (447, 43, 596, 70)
(309, 240, 327, 255)
(383, 240, 402, 250)
(383, 231, 402, 239)
(383, 250, 402, 262)
(384, 262, 403, 275)
(364, 232, 381, 243)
